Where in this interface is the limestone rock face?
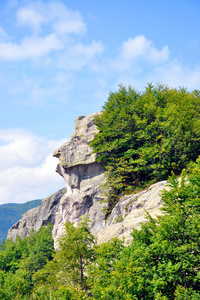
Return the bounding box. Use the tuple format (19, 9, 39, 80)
(7, 188, 66, 241)
(53, 113, 100, 168)
(97, 180, 168, 244)
(52, 112, 106, 245)
(7, 112, 168, 247)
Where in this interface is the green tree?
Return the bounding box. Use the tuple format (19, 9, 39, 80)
(32, 218, 96, 299)
(88, 158, 200, 299)
(90, 83, 200, 215)
(56, 218, 95, 289)
(0, 224, 54, 299)
(88, 238, 125, 299)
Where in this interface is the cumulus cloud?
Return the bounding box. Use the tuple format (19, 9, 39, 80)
(0, 129, 66, 204)
(16, 1, 86, 34)
(16, 7, 47, 30)
(0, 1, 87, 61)
(57, 41, 104, 70)
(93, 34, 200, 92)
(0, 33, 63, 60)
(121, 35, 169, 62)
(112, 35, 169, 72)
(49, 2, 86, 35)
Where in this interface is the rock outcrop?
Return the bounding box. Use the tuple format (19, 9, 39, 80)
(52, 112, 106, 245)
(7, 188, 66, 241)
(97, 180, 167, 244)
(7, 112, 168, 246)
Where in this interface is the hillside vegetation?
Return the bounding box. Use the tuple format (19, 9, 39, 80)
(90, 83, 200, 215)
(0, 83, 200, 299)
(0, 158, 200, 299)
(0, 200, 42, 244)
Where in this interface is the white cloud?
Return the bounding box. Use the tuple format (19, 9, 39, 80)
(0, 33, 63, 60)
(122, 35, 169, 62)
(15, 1, 86, 35)
(52, 18, 86, 35)
(48, 1, 86, 35)
(16, 7, 47, 30)
(108, 59, 200, 93)
(0, 1, 87, 61)
(57, 41, 104, 70)
(112, 35, 169, 71)
(50, 3, 86, 35)
(152, 60, 200, 90)
(0, 129, 66, 204)
(93, 35, 200, 92)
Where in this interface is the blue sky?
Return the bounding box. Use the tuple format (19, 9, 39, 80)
(0, 0, 200, 204)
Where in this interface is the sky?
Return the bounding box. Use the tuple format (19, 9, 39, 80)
(0, 0, 200, 204)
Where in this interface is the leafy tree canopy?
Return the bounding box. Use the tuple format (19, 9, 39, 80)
(1, 83, 200, 299)
(1, 157, 199, 299)
(0, 224, 54, 299)
(88, 157, 200, 299)
(32, 218, 96, 300)
(31, 158, 200, 299)
(90, 83, 200, 214)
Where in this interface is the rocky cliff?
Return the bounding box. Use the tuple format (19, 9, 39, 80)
(7, 188, 66, 241)
(7, 112, 167, 246)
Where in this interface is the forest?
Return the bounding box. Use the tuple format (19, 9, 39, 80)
(0, 84, 200, 299)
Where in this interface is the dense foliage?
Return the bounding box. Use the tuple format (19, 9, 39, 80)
(0, 224, 54, 299)
(0, 83, 200, 299)
(88, 159, 200, 299)
(0, 157, 200, 298)
(90, 84, 200, 214)
(34, 158, 200, 299)
(32, 218, 95, 299)
(0, 199, 42, 244)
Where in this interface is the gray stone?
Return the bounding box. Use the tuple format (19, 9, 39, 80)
(7, 188, 66, 241)
(52, 112, 106, 246)
(7, 112, 168, 247)
(97, 180, 168, 244)
(53, 112, 101, 169)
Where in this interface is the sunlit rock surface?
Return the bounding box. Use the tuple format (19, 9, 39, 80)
(7, 188, 66, 241)
(7, 112, 168, 246)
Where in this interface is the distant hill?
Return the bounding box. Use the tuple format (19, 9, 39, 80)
(0, 199, 42, 244)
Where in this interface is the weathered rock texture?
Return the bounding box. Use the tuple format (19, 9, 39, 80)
(97, 180, 167, 244)
(7, 188, 66, 241)
(52, 112, 106, 246)
(7, 112, 168, 246)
